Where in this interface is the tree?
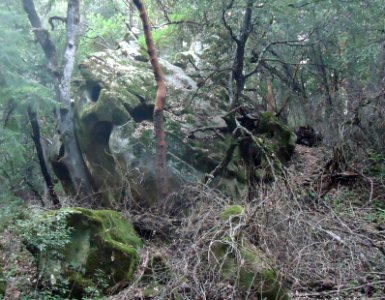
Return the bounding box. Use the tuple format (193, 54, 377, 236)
(132, 0, 168, 200)
(0, 1, 58, 203)
(27, 107, 61, 207)
(23, 0, 95, 199)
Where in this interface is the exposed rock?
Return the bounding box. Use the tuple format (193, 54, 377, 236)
(73, 40, 202, 207)
(71, 37, 297, 207)
(25, 208, 142, 298)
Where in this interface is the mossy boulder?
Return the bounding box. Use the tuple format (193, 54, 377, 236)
(27, 208, 142, 298)
(69, 37, 296, 205)
(210, 242, 288, 300)
(72, 40, 199, 207)
(209, 206, 289, 300)
(0, 267, 6, 298)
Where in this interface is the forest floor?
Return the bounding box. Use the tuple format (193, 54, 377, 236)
(107, 145, 385, 299)
(1, 145, 385, 299)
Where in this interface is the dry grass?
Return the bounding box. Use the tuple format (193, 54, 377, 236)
(109, 147, 385, 299)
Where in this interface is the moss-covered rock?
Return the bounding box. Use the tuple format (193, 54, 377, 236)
(69, 37, 296, 206)
(72, 40, 200, 207)
(210, 241, 288, 300)
(0, 266, 6, 298)
(209, 206, 289, 300)
(27, 208, 142, 298)
(221, 205, 245, 221)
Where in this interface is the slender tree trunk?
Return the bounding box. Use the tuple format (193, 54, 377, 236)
(23, 0, 94, 198)
(380, 39, 385, 84)
(231, 0, 255, 108)
(311, 33, 333, 119)
(27, 106, 61, 207)
(266, 76, 275, 112)
(132, 0, 168, 200)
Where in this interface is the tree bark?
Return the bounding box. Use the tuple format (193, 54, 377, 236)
(27, 106, 61, 207)
(132, 0, 168, 200)
(266, 76, 275, 112)
(380, 39, 385, 84)
(23, 0, 94, 198)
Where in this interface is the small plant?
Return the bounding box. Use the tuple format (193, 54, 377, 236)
(17, 210, 73, 253)
(367, 149, 385, 177)
(0, 193, 24, 232)
(82, 269, 108, 300)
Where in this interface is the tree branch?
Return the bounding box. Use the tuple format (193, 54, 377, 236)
(221, 0, 239, 43)
(152, 20, 203, 29)
(22, 0, 58, 73)
(48, 16, 67, 31)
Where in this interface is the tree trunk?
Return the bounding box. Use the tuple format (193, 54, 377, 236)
(132, 0, 168, 201)
(380, 39, 385, 84)
(27, 106, 61, 207)
(231, 0, 255, 108)
(23, 0, 94, 198)
(266, 76, 275, 112)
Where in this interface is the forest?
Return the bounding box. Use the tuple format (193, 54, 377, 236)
(0, 0, 384, 299)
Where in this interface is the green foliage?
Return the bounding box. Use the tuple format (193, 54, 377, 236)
(367, 149, 385, 177)
(17, 210, 73, 253)
(15, 209, 112, 299)
(79, 12, 126, 57)
(0, 1, 58, 199)
(138, 26, 176, 51)
(0, 193, 24, 232)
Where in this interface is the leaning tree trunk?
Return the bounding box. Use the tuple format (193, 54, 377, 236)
(132, 0, 168, 200)
(27, 106, 61, 207)
(23, 0, 94, 198)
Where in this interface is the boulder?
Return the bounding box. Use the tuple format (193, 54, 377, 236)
(73, 41, 201, 207)
(68, 37, 296, 206)
(211, 205, 289, 300)
(25, 208, 142, 298)
(210, 241, 288, 300)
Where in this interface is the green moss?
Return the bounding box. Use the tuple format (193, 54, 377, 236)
(211, 242, 288, 300)
(221, 205, 245, 221)
(67, 272, 95, 298)
(210, 207, 289, 300)
(28, 208, 142, 298)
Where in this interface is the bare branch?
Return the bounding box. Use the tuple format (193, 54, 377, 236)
(221, 0, 239, 43)
(48, 16, 67, 31)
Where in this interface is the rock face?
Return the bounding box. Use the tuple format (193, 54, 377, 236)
(71, 38, 296, 207)
(73, 40, 200, 207)
(26, 208, 142, 298)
